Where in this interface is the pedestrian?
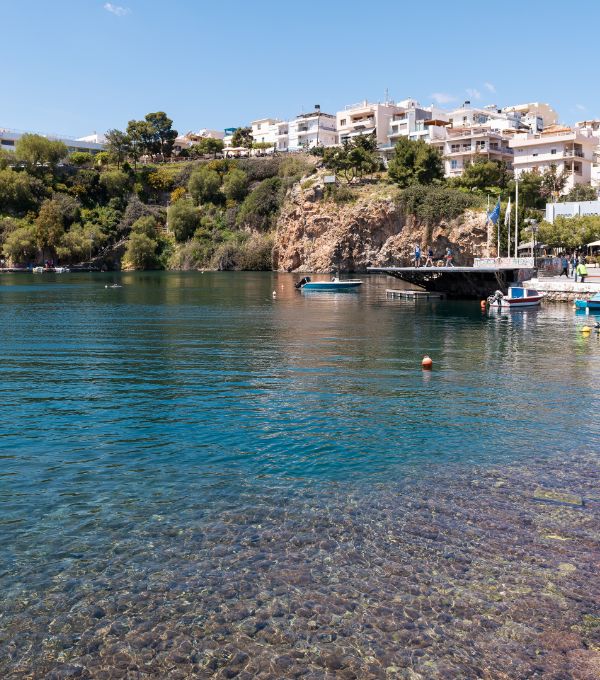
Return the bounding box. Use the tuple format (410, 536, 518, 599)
(445, 247, 454, 267)
(414, 243, 421, 268)
(425, 245, 434, 267)
(560, 253, 569, 277)
(577, 257, 588, 283)
(573, 252, 579, 282)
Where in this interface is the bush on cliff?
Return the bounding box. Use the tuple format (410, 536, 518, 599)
(387, 138, 444, 188)
(397, 185, 483, 224)
(236, 177, 282, 231)
(168, 199, 199, 242)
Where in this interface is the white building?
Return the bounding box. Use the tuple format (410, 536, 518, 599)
(275, 120, 289, 152)
(509, 125, 598, 192)
(379, 99, 449, 157)
(0, 127, 105, 155)
(173, 129, 225, 154)
(288, 108, 336, 151)
(442, 125, 514, 177)
(337, 100, 403, 146)
(502, 102, 558, 132)
(576, 120, 600, 187)
(251, 118, 280, 149)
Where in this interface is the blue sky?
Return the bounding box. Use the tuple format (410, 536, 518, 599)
(2, 0, 599, 137)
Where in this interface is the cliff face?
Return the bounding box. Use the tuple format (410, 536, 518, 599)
(273, 182, 490, 272)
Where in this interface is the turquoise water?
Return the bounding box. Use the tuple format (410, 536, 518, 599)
(1, 272, 599, 679)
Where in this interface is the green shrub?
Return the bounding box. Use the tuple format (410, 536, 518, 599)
(124, 231, 159, 269)
(236, 177, 282, 231)
(222, 168, 249, 202)
(69, 152, 93, 167)
(235, 157, 281, 182)
(237, 233, 273, 270)
(188, 166, 222, 205)
(168, 199, 199, 242)
(325, 184, 355, 204)
(278, 156, 314, 180)
(397, 185, 483, 224)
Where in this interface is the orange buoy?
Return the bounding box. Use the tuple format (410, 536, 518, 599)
(422, 355, 433, 370)
(480, 300, 487, 309)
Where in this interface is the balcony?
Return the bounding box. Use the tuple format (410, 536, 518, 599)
(564, 149, 584, 158)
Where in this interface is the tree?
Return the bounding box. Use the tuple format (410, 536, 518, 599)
(188, 166, 222, 204)
(222, 168, 249, 202)
(508, 171, 544, 210)
(236, 177, 282, 231)
(322, 134, 379, 183)
(231, 127, 253, 149)
(560, 184, 598, 203)
(124, 231, 159, 269)
(105, 129, 131, 169)
(145, 112, 178, 160)
(15, 134, 67, 172)
(538, 215, 600, 250)
(131, 215, 159, 238)
(168, 199, 199, 242)
(34, 199, 66, 259)
(459, 159, 510, 191)
(56, 224, 90, 262)
(69, 152, 93, 167)
(387, 137, 444, 187)
(191, 137, 225, 159)
(0, 168, 46, 215)
(126, 120, 154, 167)
(3, 222, 37, 264)
(99, 170, 132, 200)
(540, 164, 568, 200)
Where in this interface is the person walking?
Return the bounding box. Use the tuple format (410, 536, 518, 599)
(560, 253, 569, 277)
(445, 247, 454, 267)
(425, 245, 434, 267)
(414, 243, 421, 268)
(577, 257, 588, 283)
(573, 252, 579, 282)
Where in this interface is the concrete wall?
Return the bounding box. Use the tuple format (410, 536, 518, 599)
(545, 200, 600, 223)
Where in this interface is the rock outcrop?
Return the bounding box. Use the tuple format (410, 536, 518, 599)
(274, 181, 490, 272)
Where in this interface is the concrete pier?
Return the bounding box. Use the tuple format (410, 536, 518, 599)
(522, 277, 600, 302)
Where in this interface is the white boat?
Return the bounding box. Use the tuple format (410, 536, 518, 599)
(32, 266, 44, 273)
(53, 267, 70, 273)
(295, 276, 362, 291)
(488, 286, 544, 308)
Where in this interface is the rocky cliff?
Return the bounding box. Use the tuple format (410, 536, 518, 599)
(273, 180, 490, 272)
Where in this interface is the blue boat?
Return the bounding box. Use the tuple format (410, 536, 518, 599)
(295, 275, 362, 291)
(575, 292, 600, 310)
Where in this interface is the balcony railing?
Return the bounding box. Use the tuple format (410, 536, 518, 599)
(564, 149, 584, 158)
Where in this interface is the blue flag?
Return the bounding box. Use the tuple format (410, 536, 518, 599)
(487, 198, 501, 225)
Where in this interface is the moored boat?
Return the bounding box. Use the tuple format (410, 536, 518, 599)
(575, 292, 600, 310)
(487, 286, 544, 308)
(296, 276, 362, 291)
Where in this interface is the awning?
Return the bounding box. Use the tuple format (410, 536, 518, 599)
(518, 241, 547, 250)
(587, 240, 600, 247)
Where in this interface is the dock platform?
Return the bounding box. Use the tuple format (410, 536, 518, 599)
(386, 289, 445, 299)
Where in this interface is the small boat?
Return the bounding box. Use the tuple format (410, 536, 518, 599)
(32, 266, 45, 273)
(575, 292, 600, 310)
(53, 267, 70, 273)
(296, 275, 362, 291)
(487, 286, 544, 308)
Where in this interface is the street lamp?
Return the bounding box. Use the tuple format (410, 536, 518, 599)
(526, 219, 539, 270)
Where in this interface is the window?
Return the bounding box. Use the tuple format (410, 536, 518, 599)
(551, 148, 557, 155)
(1, 140, 15, 146)
(533, 153, 538, 157)
(574, 162, 582, 175)
(340, 119, 346, 127)
(451, 144, 460, 153)
(451, 160, 458, 169)
(257, 124, 261, 130)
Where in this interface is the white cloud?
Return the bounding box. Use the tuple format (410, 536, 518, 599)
(466, 88, 481, 100)
(104, 3, 131, 16)
(575, 104, 586, 111)
(484, 82, 496, 93)
(431, 92, 456, 105)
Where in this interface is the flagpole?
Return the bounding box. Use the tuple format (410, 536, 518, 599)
(515, 177, 519, 260)
(507, 204, 511, 260)
(486, 194, 490, 257)
(497, 205, 500, 259)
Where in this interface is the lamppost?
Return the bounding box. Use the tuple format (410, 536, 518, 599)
(529, 219, 539, 271)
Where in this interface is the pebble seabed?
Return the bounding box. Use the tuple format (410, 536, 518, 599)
(1, 453, 599, 680)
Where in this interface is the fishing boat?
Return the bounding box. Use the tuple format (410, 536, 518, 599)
(295, 275, 362, 291)
(487, 286, 544, 308)
(575, 292, 600, 310)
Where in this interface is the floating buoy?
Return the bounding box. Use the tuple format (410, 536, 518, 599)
(422, 355, 433, 370)
(272, 291, 277, 298)
(582, 326, 591, 334)
(480, 300, 487, 309)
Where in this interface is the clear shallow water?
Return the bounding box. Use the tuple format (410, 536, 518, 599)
(0, 272, 599, 679)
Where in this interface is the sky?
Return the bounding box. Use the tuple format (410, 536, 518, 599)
(2, 0, 600, 138)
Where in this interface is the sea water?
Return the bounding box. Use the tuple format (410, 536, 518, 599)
(1, 272, 598, 678)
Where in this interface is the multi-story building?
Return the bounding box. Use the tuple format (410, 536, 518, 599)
(0, 127, 105, 155)
(275, 120, 289, 152)
(250, 118, 280, 149)
(576, 120, 600, 187)
(442, 126, 514, 177)
(502, 102, 558, 132)
(173, 129, 225, 154)
(337, 101, 403, 146)
(379, 99, 449, 158)
(509, 125, 598, 192)
(288, 107, 336, 150)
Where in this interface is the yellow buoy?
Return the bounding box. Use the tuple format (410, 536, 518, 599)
(582, 326, 591, 334)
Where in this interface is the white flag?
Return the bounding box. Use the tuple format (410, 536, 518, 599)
(504, 197, 511, 226)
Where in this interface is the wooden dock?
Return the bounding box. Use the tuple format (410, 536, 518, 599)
(386, 289, 445, 299)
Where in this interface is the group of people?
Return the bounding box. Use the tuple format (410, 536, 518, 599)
(413, 244, 454, 268)
(560, 252, 589, 283)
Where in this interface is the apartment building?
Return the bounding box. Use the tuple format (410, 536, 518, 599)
(509, 125, 597, 191)
(173, 129, 225, 153)
(0, 128, 105, 155)
(275, 120, 289, 152)
(251, 118, 281, 148)
(502, 102, 558, 132)
(337, 101, 403, 146)
(288, 108, 336, 150)
(576, 120, 600, 187)
(442, 126, 514, 177)
(379, 99, 449, 158)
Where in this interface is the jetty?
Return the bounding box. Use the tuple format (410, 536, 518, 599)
(370, 258, 536, 299)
